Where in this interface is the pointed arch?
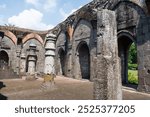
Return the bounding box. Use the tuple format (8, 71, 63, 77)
(22, 33, 44, 45)
(118, 30, 135, 43)
(72, 19, 93, 40)
(56, 31, 66, 46)
(1, 30, 17, 45)
(112, 0, 146, 16)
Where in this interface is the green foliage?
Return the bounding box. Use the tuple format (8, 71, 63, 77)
(128, 70, 138, 85)
(128, 43, 138, 84)
(128, 43, 137, 64)
(128, 63, 138, 70)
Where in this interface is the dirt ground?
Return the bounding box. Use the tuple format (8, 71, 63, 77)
(0, 76, 150, 100)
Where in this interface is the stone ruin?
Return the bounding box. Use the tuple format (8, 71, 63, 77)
(0, 0, 150, 99)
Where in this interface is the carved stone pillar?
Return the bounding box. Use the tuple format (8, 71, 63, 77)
(44, 33, 56, 74)
(27, 43, 37, 75)
(20, 53, 26, 74)
(16, 49, 21, 75)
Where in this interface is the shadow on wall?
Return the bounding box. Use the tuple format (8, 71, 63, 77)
(0, 81, 7, 100)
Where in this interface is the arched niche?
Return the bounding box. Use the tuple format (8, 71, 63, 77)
(23, 33, 44, 46)
(0, 50, 9, 69)
(114, 0, 146, 29)
(56, 31, 66, 47)
(77, 42, 90, 80)
(76, 41, 90, 80)
(57, 48, 66, 76)
(22, 39, 45, 73)
(73, 19, 92, 41)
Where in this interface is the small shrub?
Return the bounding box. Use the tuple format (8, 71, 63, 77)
(128, 70, 138, 85)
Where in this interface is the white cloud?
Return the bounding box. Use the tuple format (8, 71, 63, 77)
(0, 15, 7, 25)
(44, 0, 57, 11)
(0, 16, 5, 25)
(25, 0, 39, 6)
(0, 4, 6, 9)
(8, 9, 53, 30)
(25, 0, 57, 12)
(59, 6, 82, 21)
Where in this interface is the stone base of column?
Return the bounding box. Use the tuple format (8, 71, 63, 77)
(41, 81, 56, 91)
(25, 73, 37, 81)
(40, 74, 56, 91)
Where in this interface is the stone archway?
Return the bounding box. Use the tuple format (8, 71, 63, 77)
(78, 42, 90, 80)
(58, 48, 66, 75)
(0, 51, 9, 69)
(118, 34, 137, 86)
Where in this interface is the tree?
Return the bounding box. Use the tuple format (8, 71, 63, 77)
(128, 43, 137, 64)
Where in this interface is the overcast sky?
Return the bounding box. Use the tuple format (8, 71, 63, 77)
(0, 0, 92, 31)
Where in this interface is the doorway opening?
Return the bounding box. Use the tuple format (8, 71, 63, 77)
(118, 35, 138, 89)
(58, 49, 66, 75)
(78, 43, 90, 80)
(0, 51, 9, 69)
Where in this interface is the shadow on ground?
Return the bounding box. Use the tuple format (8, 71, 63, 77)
(0, 81, 7, 100)
(123, 84, 138, 90)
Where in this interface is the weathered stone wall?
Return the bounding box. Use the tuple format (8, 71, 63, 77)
(22, 39, 45, 73)
(54, 0, 150, 96)
(1, 36, 17, 72)
(137, 16, 150, 92)
(55, 31, 66, 76)
(0, 27, 47, 77)
(55, 19, 97, 80)
(114, 0, 150, 93)
(72, 19, 94, 80)
(115, 1, 144, 30)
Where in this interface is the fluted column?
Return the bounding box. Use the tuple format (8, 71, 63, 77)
(27, 43, 37, 75)
(44, 33, 56, 74)
(20, 53, 26, 74)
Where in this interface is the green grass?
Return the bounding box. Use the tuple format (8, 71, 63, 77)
(128, 70, 138, 85)
(128, 63, 138, 70)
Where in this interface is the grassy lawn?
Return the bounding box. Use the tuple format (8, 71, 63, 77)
(128, 70, 138, 85)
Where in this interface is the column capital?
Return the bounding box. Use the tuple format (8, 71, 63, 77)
(46, 33, 57, 41)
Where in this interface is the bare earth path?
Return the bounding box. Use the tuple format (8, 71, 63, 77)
(0, 76, 150, 100)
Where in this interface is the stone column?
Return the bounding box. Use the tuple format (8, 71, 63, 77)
(16, 49, 21, 75)
(74, 52, 82, 80)
(28, 58, 36, 75)
(20, 53, 26, 74)
(27, 43, 37, 75)
(44, 33, 56, 74)
(66, 51, 73, 77)
(93, 9, 122, 100)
